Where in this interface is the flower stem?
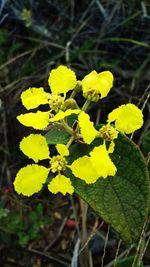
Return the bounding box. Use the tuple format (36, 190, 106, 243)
(82, 99, 90, 112)
(61, 119, 74, 135)
(66, 135, 74, 148)
(70, 89, 77, 99)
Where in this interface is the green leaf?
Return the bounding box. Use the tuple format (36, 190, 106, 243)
(67, 114, 78, 127)
(18, 232, 30, 245)
(45, 127, 70, 145)
(67, 134, 149, 244)
(114, 256, 143, 267)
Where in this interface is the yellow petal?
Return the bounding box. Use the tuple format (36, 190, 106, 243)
(98, 70, 114, 98)
(69, 155, 100, 184)
(82, 70, 114, 98)
(21, 87, 49, 110)
(13, 164, 50, 196)
(48, 65, 77, 94)
(49, 109, 80, 122)
(78, 111, 98, 144)
(17, 111, 50, 129)
(98, 71, 114, 88)
(56, 144, 69, 156)
(82, 71, 100, 93)
(108, 141, 115, 154)
(108, 104, 143, 134)
(90, 143, 117, 178)
(48, 174, 74, 195)
(20, 134, 50, 163)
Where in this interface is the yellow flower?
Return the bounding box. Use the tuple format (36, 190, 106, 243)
(48, 65, 77, 94)
(99, 124, 118, 141)
(107, 104, 143, 134)
(14, 137, 74, 196)
(69, 142, 116, 183)
(48, 174, 74, 195)
(48, 93, 65, 112)
(17, 111, 50, 129)
(49, 109, 80, 122)
(49, 144, 74, 195)
(14, 164, 50, 196)
(21, 87, 49, 110)
(82, 70, 114, 100)
(48, 144, 74, 195)
(78, 111, 98, 144)
(20, 134, 50, 163)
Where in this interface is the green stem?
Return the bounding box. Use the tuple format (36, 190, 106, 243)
(61, 119, 74, 135)
(82, 99, 90, 112)
(70, 89, 77, 99)
(66, 135, 75, 148)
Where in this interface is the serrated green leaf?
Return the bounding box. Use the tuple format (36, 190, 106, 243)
(67, 134, 149, 244)
(45, 127, 70, 144)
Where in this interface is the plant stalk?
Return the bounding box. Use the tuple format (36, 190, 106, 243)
(79, 198, 92, 267)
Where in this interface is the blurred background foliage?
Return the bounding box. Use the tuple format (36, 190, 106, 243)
(0, 0, 150, 266)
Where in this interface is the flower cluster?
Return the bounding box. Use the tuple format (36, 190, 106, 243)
(14, 135, 74, 196)
(14, 65, 143, 196)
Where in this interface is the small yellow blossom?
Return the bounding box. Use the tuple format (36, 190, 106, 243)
(99, 124, 118, 141)
(14, 164, 50, 196)
(48, 143, 73, 194)
(56, 144, 69, 156)
(48, 174, 74, 195)
(78, 112, 98, 144)
(50, 155, 67, 173)
(17, 111, 50, 129)
(48, 93, 65, 112)
(69, 142, 116, 183)
(82, 70, 114, 101)
(107, 104, 143, 134)
(50, 144, 69, 173)
(20, 134, 50, 163)
(48, 65, 77, 94)
(14, 136, 74, 196)
(21, 87, 49, 110)
(48, 144, 74, 193)
(49, 109, 80, 122)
